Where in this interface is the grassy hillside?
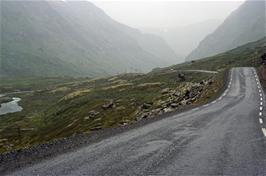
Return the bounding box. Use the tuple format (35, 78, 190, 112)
(0, 37, 265, 153)
(176, 37, 265, 71)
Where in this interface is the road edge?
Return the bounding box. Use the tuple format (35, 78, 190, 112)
(0, 69, 230, 174)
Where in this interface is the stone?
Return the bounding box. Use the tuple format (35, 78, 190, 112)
(173, 91, 181, 97)
(163, 107, 174, 113)
(161, 88, 170, 94)
(208, 80, 214, 85)
(180, 99, 188, 106)
(177, 73, 186, 81)
(88, 110, 99, 118)
(170, 103, 179, 108)
(102, 100, 115, 110)
(141, 103, 152, 109)
(84, 116, 90, 120)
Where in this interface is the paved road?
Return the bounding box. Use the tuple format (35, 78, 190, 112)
(178, 69, 218, 74)
(7, 67, 266, 176)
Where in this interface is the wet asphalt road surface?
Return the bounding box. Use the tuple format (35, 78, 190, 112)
(7, 67, 266, 176)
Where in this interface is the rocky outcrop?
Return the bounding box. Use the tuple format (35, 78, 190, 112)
(135, 80, 210, 121)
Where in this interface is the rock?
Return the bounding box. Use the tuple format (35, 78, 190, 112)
(161, 88, 170, 94)
(163, 107, 174, 113)
(173, 91, 181, 97)
(102, 100, 115, 110)
(136, 112, 150, 121)
(130, 98, 136, 102)
(141, 113, 150, 119)
(208, 80, 214, 85)
(116, 106, 126, 110)
(151, 108, 162, 115)
(141, 103, 153, 109)
(120, 122, 128, 126)
(185, 90, 191, 98)
(170, 103, 179, 108)
(84, 116, 90, 120)
(90, 126, 102, 131)
(88, 110, 99, 118)
(177, 73, 186, 81)
(180, 99, 188, 106)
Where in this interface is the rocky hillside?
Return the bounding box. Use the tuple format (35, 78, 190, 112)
(186, 0, 265, 61)
(0, 1, 177, 77)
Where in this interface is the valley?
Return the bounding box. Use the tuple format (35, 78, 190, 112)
(0, 0, 265, 175)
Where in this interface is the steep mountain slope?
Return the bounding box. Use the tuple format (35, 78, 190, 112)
(142, 20, 221, 59)
(186, 0, 265, 61)
(0, 1, 177, 77)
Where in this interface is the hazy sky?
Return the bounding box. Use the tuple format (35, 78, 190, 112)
(92, 0, 245, 28)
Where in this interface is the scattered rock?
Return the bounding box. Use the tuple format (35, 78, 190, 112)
(180, 99, 188, 106)
(116, 106, 126, 111)
(102, 100, 115, 110)
(170, 103, 179, 108)
(177, 73, 186, 81)
(163, 107, 174, 113)
(172, 91, 181, 97)
(141, 113, 150, 119)
(161, 88, 171, 94)
(84, 116, 90, 120)
(87, 110, 99, 119)
(90, 126, 102, 131)
(208, 80, 214, 85)
(141, 103, 153, 109)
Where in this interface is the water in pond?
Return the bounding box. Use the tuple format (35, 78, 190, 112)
(0, 97, 23, 116)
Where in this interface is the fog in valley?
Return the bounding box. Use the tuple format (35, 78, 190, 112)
(1, 1, 266, 174)
(94, 1, 244, 57)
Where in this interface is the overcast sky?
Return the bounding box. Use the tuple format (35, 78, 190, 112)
(92, 0, 245, 28)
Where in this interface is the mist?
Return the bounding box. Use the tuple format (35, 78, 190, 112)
(92, 0, 244, 29)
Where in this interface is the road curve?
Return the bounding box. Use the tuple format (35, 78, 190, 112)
(6, 67, 266, 176)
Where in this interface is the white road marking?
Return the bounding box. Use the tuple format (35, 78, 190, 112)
(262, 128, 266, 137)
(218, 97, 222, 101)
(260, 97, 263, 101)
(203, 104, 209, 107)
(259, 118, 263, 124)
(260, 102, 263, 106)
(259, 112, 262, 116)
(260, 106, 263, 111)
(260, 93, 262, 97)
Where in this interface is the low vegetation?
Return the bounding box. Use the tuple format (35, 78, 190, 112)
(0, 37, 265, 153)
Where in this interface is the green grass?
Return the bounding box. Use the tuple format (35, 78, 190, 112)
(0, 37, 265, 153)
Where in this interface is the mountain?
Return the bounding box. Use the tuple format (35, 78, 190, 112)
(186, 0, 266, 61)
(142, 20, 221, 59)
(0, 1, 177, 77)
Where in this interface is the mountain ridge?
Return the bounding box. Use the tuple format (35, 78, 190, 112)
(186, 0, 266, 61)
(0, 1, 178, 77)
